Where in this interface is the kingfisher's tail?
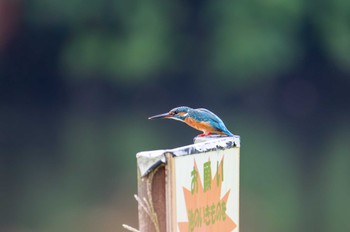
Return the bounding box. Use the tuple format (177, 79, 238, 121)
(222, 128, 234, 137)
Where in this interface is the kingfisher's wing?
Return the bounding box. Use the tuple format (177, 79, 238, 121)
(195, 108, 222, 123)
(194, 108, 233, 135)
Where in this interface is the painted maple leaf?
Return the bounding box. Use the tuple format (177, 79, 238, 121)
(178, 158, 237, 232)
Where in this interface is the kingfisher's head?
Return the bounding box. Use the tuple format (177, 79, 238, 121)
(148, 106, 191, 122)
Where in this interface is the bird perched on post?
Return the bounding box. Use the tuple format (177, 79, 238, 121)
(148, 106, 234, 137)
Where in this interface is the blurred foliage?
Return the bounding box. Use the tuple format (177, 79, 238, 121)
(313, 0, 350, 71)
(237, 113, 300, 232)
(27, 0, 177, 83)
(0, 0, 349, 232)
(323, 118, 350, 231)
(207, 0, 303, 86)
(22, 0, 350, 86)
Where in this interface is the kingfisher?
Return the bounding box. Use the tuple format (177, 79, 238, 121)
(148, 106, 234, 137)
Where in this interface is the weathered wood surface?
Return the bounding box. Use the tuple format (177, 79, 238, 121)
(138, 166, 166, 232)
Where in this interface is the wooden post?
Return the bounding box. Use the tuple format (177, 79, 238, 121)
(136, 135, 240, 232)
(137, 165, 166, 232)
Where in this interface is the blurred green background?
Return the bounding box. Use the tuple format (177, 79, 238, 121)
(0, 0, 349, 231)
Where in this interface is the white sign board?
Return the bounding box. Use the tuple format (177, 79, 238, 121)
(166, 139, 240, 232)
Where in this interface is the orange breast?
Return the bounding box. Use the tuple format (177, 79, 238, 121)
(184, 118, 216, 133)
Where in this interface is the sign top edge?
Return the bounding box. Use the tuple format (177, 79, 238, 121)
(137, 135, 240, 177)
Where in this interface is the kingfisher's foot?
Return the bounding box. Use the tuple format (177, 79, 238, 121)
(197, 132, 212, 137)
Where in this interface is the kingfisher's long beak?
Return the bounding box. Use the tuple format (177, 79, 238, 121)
(148, 112, 172, 120)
